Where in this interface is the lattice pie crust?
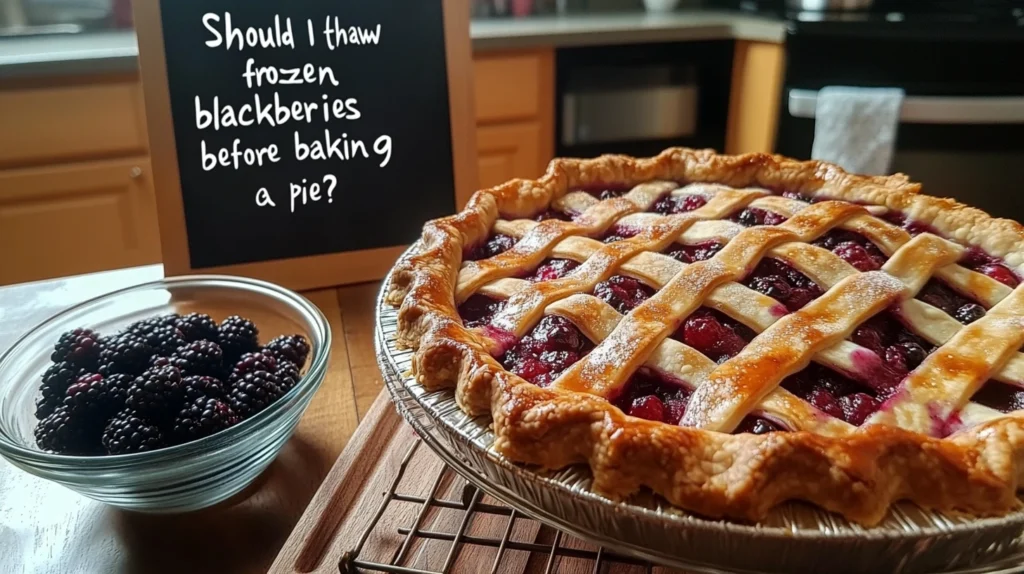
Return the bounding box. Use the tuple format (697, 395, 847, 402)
(386, 149, 1024, 526)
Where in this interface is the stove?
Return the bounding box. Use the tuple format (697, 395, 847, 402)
(760, 0, 1024, 223)
(727, 0, 1024, 38)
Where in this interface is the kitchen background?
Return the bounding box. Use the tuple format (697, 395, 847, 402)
(1, 0, 1022, 286)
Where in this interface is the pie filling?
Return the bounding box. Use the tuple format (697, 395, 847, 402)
(730, 207, 787, 227)
(500, 315, 594, 388)
(457, 198, 1021, 434)
(535, 209, 572, 222)
(529, 258, 580, 282)
(663, 241, 724, 264)
(457, 294, 505, 328)
(672, 307, 754, 364)
(600, 226, 642, 244)
(972, 380, 1024, 413)
(814, 229, 889, 272)
(742, 257, 823, 311)
(652, 194, 707, 215)
(593, 275, 656, 314)
(465, 233, 517, 262)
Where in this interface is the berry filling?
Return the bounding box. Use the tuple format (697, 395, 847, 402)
(458, 294, 505, 328)
(813, 230, 888, 272)
(535, 208, 572, 222)
(501, 315, 594, 387)
(651, 194, 707, 215)
(593, 275, 655, 314)
(612, 370, 691, 424)
(573, 185, 632, 200)
(529, 258, 580, 282)
(881, 211, 937, 236)
(781, 364, 883, 425)
(663, 241, 724, 264)
(734, 416, 785, 434)
(613, 370, 785, 434)
(673, 308, 755, 363)
(600, 225, 641, 244)
(960, 247, 1020, 288)
(849, 312, 933, 395)
(916, 280, 988, 324)
(465, 234, 516, 262)
(731, 207, 787, 227)
(971, 380, 1024, 413)
(742, 258, 824, 311)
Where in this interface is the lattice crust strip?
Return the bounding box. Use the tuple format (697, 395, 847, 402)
(386, 148, 1024, 525)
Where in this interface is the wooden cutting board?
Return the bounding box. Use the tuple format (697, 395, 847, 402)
(269, 391, 679, 574)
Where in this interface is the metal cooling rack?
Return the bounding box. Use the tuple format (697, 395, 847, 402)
(338, 438, 656, 574)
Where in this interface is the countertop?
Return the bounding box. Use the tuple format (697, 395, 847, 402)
(0, 10, 785, 79)
(0, 266, 385, 574)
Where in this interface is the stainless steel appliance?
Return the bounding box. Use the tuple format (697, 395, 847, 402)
(785, 0, 874, 10)
(773, 0, 1024, 222)
(557, 41, 732, 159)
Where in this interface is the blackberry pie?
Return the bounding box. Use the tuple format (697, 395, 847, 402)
(387, 148, 1024, 526)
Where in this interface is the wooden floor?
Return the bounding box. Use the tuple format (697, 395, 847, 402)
(0, 276, 390, 574)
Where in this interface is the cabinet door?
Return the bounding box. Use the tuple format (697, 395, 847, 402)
(476, 121, 544, 191)
(0, 158, 161, 285)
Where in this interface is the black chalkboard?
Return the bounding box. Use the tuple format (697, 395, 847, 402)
(156, 0, 458, 269)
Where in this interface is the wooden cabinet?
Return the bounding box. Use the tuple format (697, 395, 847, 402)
(477, 121, 546, 190)
(472, 49, 555, 191)
(0, 74, 160, 286)
(725, 41, 785, 155)
(0, 158, 161, 285)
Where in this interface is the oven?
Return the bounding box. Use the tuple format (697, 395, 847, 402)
(556, 40, 733, 159)
(774, 13, 1024, 222)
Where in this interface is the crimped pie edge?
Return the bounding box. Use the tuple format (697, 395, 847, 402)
(384, 147, 1024, 526)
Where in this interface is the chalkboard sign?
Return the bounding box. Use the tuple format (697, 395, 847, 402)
(134, 0, 477, 289)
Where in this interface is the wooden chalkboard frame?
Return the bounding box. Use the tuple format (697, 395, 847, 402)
(133, 0, 478, 290)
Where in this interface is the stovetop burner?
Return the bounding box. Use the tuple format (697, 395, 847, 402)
(736, 0, 1023, 25)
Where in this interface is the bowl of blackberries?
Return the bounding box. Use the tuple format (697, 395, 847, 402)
(0, 275, 330, 512)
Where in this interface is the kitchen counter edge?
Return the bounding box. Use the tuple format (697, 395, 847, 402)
(0, 11, 785, 80)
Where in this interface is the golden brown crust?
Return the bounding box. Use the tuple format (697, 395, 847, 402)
(386, 147, 1024, 526)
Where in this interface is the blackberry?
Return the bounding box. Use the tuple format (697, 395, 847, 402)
(146, 324, 187, 356)
(148, 355, 172, 369)
(229, 349, 277, 382)
(35, 406, 102, 454)
(275, 361, 301, 391)
(105, 373, 135, 411)
(97, 334, 155, 376)
(172, 396, 238, 442)
(126, 366, 184, 418)
(264, 334, 310, 367)
(229, 370, 285, 418)
(51, 328, 101, 368)
(175, 312, 219, 343)
(182, 375, 227, 402)
(102, 411, 163, 454)
(170, 340, 224, 377)
(36, 361, 82, 419)
(219, 315, 259, 359)
(63, 373, 116, 419)
(123, 314, 180, 338)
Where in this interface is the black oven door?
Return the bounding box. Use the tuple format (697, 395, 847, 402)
(775, 25, 1024, 223)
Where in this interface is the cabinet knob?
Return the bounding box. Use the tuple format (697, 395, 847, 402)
(130, 167, 143, 179)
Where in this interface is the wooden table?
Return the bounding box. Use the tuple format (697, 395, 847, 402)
(0, 265, 385, 574)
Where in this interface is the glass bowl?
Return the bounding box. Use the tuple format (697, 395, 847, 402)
(0, 275, 331, 513)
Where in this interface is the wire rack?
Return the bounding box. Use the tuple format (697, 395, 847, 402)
(338, 438, 658, 574)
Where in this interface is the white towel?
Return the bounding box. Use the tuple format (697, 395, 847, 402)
(810, 86, 905, 176)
